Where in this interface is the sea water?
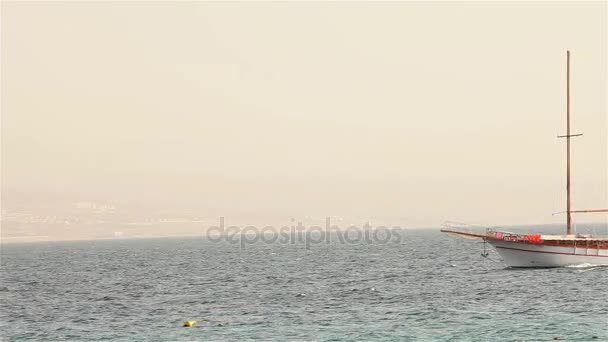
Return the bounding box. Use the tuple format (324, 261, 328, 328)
(1, 228, 606, 341)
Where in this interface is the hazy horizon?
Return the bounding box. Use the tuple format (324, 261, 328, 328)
(2, 2, 607, 241)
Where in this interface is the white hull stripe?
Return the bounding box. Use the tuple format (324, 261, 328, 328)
(495, 245, 608, 257)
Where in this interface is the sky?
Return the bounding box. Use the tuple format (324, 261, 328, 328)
(1, 1, 606, 227)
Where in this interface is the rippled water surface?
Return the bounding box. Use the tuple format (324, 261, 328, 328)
(1, 229, 606, 341)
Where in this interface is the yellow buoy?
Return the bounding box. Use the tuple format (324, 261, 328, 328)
(183, 320, 197, 327)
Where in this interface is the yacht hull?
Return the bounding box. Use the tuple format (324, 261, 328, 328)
(488, 239, 608, 268)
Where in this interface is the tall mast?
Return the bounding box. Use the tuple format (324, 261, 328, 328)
(566, 50, 572, 235)
(558, 50, 582, 234)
